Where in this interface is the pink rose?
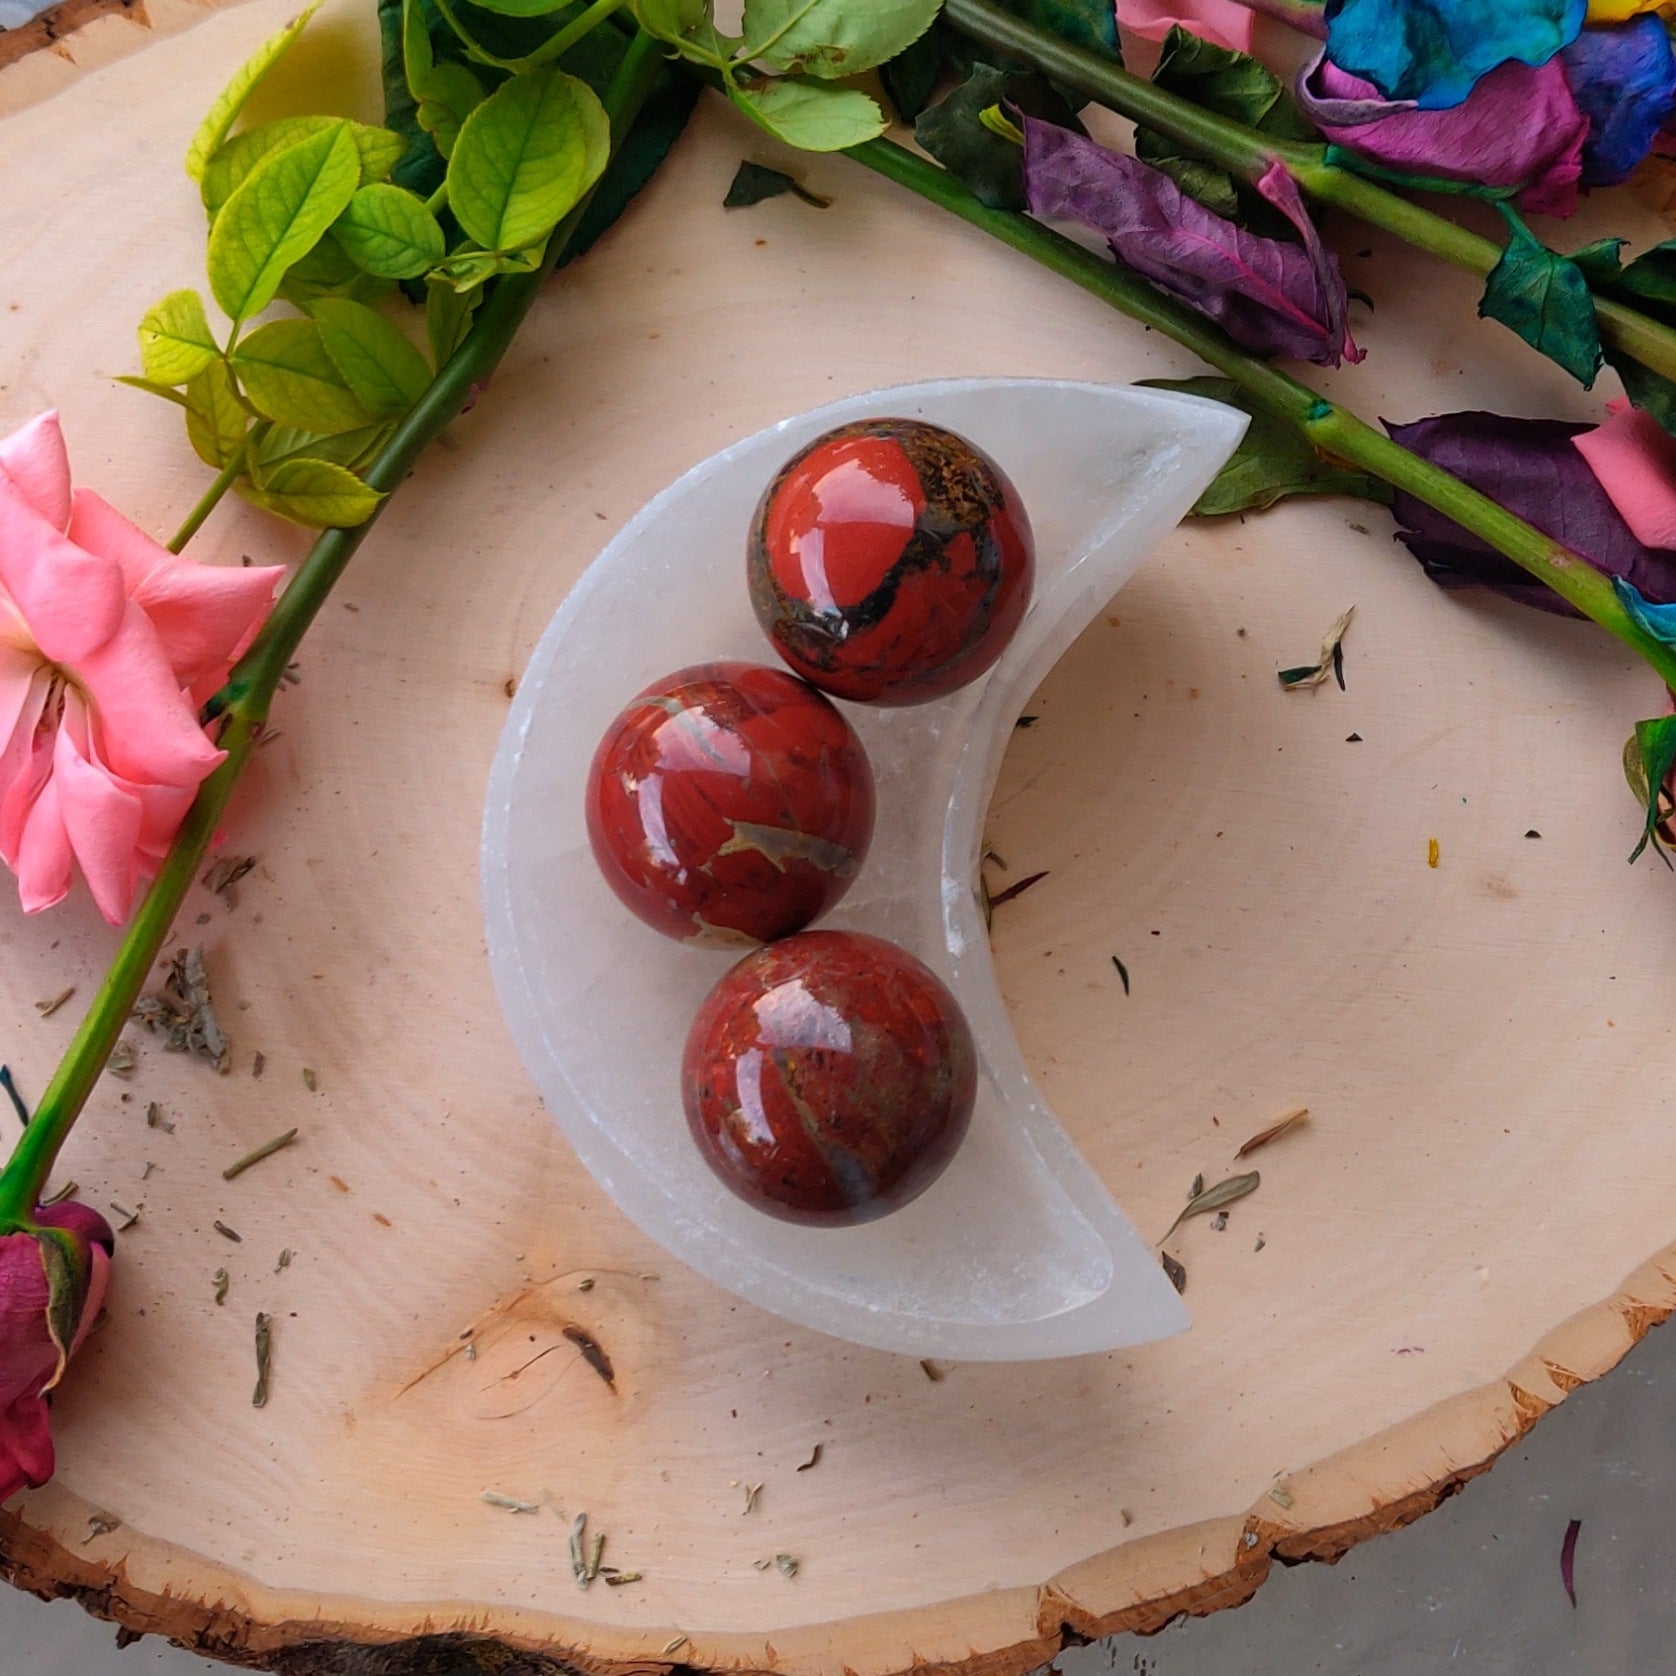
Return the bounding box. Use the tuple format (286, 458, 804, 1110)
(0, 1202, 113, 1505)
(1573, 398, 1676, 550)
(1115, 0, 1255, 51)
(0, 412, 285, 923)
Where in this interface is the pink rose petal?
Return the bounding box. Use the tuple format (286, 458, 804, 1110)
(1116, 0, 1254, 50)
(0, 472, 125, 665)
(52, 723, 146, 926)
(68, 491, 285, 689)
(14, 771, 73, 915)
(1573, 399, 1676, 550)
(0, 412, 71, 532)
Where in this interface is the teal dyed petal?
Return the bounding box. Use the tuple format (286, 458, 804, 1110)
(1614, 577, 1676, 645)
(1323, 0, 1586, 110)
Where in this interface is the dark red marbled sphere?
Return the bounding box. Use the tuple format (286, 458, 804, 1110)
(586, 662, 875, 944)
(682, 930, 977, 1226)
(747, 417, 1034, 705)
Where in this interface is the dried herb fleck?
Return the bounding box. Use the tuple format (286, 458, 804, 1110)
(1188, 1173, 1205, 1202)
(252, 1052, 265, 1079)
(107, 1040, 136, 1079)
(83, 1514, 121, 1543)
(481, 1491, 538, 1513)
(108, 1201, 140, 1232)
(202, 854, 256, 908)
(604, 1571, 643, 1586)
(1278, 606, 1354, 690)
(222, 1128, 299, 1181)
(302, 1067, 318, 1092)
(1160, 1172, 1261, 1243)
(587, 1531, 606, 1583)
(578, 1276, 595, 1291)
(213, 1268, 230, 1305)
(987, 869, 1049, 911)
(145, 1100, 174, 1133)
(796, 1444, 823, 1472)
(133, 946, 229, 1073)
(724, 159, 831, 209)
(213, 1220, 242, 1242)
(1236, 1108, 1309, 1158)
(1428, 836, 1440, 868)
(252, 1312, 272, 1407)
(275, 1248, 294, 1272)
(568, 1513, 589, 1587)
(1161, 1251, 1187, 1293)
(742, 1482, 762, 1515)
(775, 1554, 800, 1579)
(1270, 1486, 1294, 1509)
(1561, 1517, 1582, 1607)
(34, 986, 75, 1018)
(662, 1638, 688, 1657)
(920, 1359, 943, 1382)
(42, 1179, 78, 1206)
(1111, 955, 1130, 995)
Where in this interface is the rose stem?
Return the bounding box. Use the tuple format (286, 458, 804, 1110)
(939, 0, 1676, 391)
(0, 31, 666, 1226)
(845, 135, 1676, 687)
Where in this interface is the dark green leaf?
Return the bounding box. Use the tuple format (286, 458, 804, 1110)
(1569, 237, 1625, 290)
(1479, 214, 1602, 388)
(382, 0, 445, 196)
(879, 22, 948, 121)
(1617, 240, 1676, 310)
(993, 0, 1119, 63)
(1628, 713, 1676, 865)
(1140, 376, 1388, 516)
(32, 1229, 83, 1374)
(915, 62, 1079, 211)
(1136, 27, 1314, 229)
(723, 160, 831, 209)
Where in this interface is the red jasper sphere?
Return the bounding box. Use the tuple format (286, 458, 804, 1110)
(682, 930, 977, 1226)
(748, 417, 1034, 705)
(586, 663, 875, 944)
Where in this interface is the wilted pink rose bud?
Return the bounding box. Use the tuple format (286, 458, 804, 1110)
(0, 1201, 113, 1504)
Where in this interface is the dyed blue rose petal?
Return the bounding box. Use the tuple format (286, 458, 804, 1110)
(1324, 0, 1587, 110)
(1562, 19, 1676, 188)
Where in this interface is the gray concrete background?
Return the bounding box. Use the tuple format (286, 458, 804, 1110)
(3, 1315, 1673, 1675)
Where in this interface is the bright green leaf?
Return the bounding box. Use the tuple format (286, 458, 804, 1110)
(137, 290, 220, 385)
(115, 375, 192, 409)
(425, 274, 478, 366)
(741, 0, 941, 79)
(447, 66, 611, 252)
(1627, 711, 1676, 865)
(185, 0, 322, 182)
(203, 118, 408, 215)
(183, 359, 251, 468)
(243, 457, 384, 528)
(332, 183, 447, 279)
(632, 0, 737, 61)
(431, 246, 505, 291)
(1479, 214, 1603, 388)
(418, 62, 485, 159)
(207, 123, 362, 323)
(1140, 377, 1388, 516)
(469, 0, 577, 16)
(728, 79, 888, 151)
(312, 297, 432, 417)
(231, 317, 374, 433)
(994, 0, 1120, 62)
(255, 421, 390, 474)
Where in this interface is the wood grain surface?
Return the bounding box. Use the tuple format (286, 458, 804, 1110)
(3, 2, 1675, 1671)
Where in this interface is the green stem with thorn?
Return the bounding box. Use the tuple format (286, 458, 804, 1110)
(0, 29, 666, 1230)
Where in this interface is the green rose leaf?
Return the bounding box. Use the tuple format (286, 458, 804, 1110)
(1569, 237, 1626, 290)
(879, 25, 946, 121)
(137, 290, 220, 385)
(418, 62, 485, 160)
(425, 275, 478, 367)
(312, 297, 432, 417)
(231, 317, 374, 433)
(468, 0, 577, 16)
(277, 232, 397, 308)
(447, 65, 610, 253)
(203, 117, 407, 216)
(245, 457, 384, 528)
(728, 79, 888, 152)
(1617, 239, 1676, 310)
(31, 1229, 84, 1376)
(183, 360, 251, 468)
(333, 183, 447, 279)
(185, 0, 322, 182)
(1626, 711, 1676, 865)
(995, 0, 1119, 62)
(1140, 377, 1388, 516)
(915, 63, 1079, 212)
(723, 160, 830, 209)
(1478, 215, 1603, 389)
(114, 376, 192, 409)
(741, 0, 941, 78)
(256, 421, 390, 474)
(208, 122, 362, 323)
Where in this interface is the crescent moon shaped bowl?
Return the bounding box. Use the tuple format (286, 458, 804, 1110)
(482, 377, 1248, 1359)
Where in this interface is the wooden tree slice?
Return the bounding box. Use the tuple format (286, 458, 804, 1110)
(4, 5, 1676, 1672)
